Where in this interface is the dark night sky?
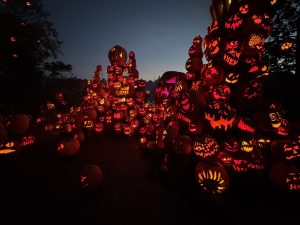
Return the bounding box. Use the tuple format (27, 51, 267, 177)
(43, 0, 212, 81)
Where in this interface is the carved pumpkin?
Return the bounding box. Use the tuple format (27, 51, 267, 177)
(280, 41, 293, 51)
(204, 37, 220, 59)
(201, 65, 224, 87)
(94, 122, 104, 134)
(0, 140, 20, 155)
(271, 139, 300, 161)
(57, 138, 80, 156)
(235, 116, 256, 133)
(21, 135, 36, 148)
(239, 4, 249, 15)
(225, 72, 240, 84)
(217, 151, 233, 167)
(269, 162, 300, 191)
(223, 40, 241, 66)
(205, 101, 236, 131)
(248, 149, 265, 170)
(81, 165, 103, 190)
(223, 136, 240, 153)
(176, 91, 194, 115)
(224, 14, 243, 31)
(232, 156, 249, 173)
(108, 45, 127, 67)
(195, 161, 230, 194)
(212, 83, 231, 102)
(241, 137, 254, 152)
(193, 134, 220, 159)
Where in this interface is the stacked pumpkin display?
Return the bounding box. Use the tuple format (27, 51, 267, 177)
(154, 0, 300, 194)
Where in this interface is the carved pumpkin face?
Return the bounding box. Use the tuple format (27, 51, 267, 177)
(243, 80, 263, 100)
(204, 37, 220, 58)
(225, 72, 240, 84)
(223, 136, 240, 153)
(21, 135, 36, 147)
(201, 66, 224, 87)
(225, 14, 243, 30)
(0, 140, 20, 155)
(248, 34, 264, 50)
(135, 91, 145, 104)
(205, 102, 236, 131)
(176, 91, 194, 115)
(272, 139, 300, 161)
(84, 120, 94, 129)
(212, 84, 231, 102)
(193, 135, 220, 159)
(239, 4, 249, 14)
(195, 161, 230, 194)
(94, 122, 104, 133)
(241, 138, 254, 152)
(248, 149, 265, 170)
(252, 14, 262, 25)
(232, 158, 249, 173)
(244, 57, 259, 73)
(138, 79, 146, 89)
(223, 40, 241, 66)
(218, 151, 233, 167)
(255, 137, 271, 150)
(207, 20, 219, 35)
(123, 124, 132, 136)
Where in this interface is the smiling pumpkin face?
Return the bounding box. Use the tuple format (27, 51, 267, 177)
(223, 40, 241, 66)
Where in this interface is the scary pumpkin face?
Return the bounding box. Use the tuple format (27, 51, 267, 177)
(21, 135, 36, 148)
(0, 140, 20, 155)
(212, 84, 231, 102)
(248, 149, 265, 170)
(205, 102, 236, 131)
(114, 122, 123, 132)
(135, 91, 146, 104)
(223, 136, 240, 153)
(223, 40, 241, 66)
(176, 91, 194, 115)
(243, 79, 263, 100)
(195, 161, 230, 194)
(207, 20, 219, 35)
(204, 37, 220, 59)
(272, 139, 300, 161)
(239, 4, 249, 15)
(241, 138, 254, 152)
(94, 122, 104, 133)
(201, 65, 224, 87)
(193, 135, 220, 159)
(217, 151, 233, 167)
(225, 14, 243, 30)
(225, 72, 240, 84)
(232, 157, 249, 173)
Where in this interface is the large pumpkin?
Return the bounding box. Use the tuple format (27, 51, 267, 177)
(108, 45, 127, 67)
(195, 161, 230, 194)
(193, 134, 220, 159)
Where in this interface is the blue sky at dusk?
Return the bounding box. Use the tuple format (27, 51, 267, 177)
(43, 0, 212, 81)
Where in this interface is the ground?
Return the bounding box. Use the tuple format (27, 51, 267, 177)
(0, 132, 299, 225)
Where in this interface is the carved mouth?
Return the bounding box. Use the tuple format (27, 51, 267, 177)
(197, 169, 227, 194)
(237, 118, 255, 133)
(205, 113, 235, 130)
(225, 19, 243, 30)
(233, 160, 248, 172)
(176, 112, 191, 124)
(223, 52, 240, 66)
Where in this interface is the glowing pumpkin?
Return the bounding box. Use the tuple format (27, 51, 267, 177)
(195, 161, 230, 194)
(193, 134, 220, 159)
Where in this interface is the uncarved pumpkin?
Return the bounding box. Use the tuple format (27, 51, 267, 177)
(8, 114, 30, 135)
(57, 138, 80, 156)
(81, 165, 103, 190)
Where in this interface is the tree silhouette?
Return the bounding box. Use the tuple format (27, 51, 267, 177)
(264, 0, 299, 74)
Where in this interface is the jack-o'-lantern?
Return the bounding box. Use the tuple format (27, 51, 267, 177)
(223, 136, 240, 153)
(114, 122, 123, 133)
(126, 98, 134, 107)
(138, 107, 146, 117)
(271, 139, 300, 161)
(252, 14, 262, 25)
(248, 149, 265, 170)
(105, 115, 112, 124)
(94, 122, 104, 133)
(280, 41, 293, 51)
(191, 80, 202, 91)
(205, 102, 236, 131)
(138, 79, 146, 89)
(239, 4, 249, 14)
(244, 57, 259, 73)
(84, 120, 94, 129)
(81, 165, 103, 191)
(225, 14, 243, 30)
(113, 111, 124, 121)
(188, 121, 203, 134)
(255, 137, 271, 150)
(0, 140, 20, 155)
(248, 34, 264, 50)
(223, 40, 241, 66)
(129, 109, 137, 118)
(268, 103, 284, 128)
(195, 161, 230, 194)
(57, 138, 80, 156)
(193, 135, 220, 159)
(113, 81, 121, 90)
(241, 138, 254, 152)
(135, 91, 146, 104)
(204, 37, 220, 59)
(235, 116, 255, 133)
(131, 119, 139, 129)
(217, 151, 233, 167)
(201, 65, 224, 87)
(21, 135, 36, 148)
(207, 20, 219, 35)
(146, 124, 155, 135)
(212, 84, 231, 102)
(143, 113, 152, 124)
(155, 128, 167, 149)
(269, 162, 300, 191)
(97, 106, 105, 113)
(186, 57, 203, 73)
(188, 45, 202, 58)
(176, 91, 194, 115)
(225, 72, 240, 84)
(257, 65, 269, 78)
(232, 157, 249, 173)
(123, 124, 133, 136)
(243, 79, 263, 101)
(108, 45, 127, 67)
